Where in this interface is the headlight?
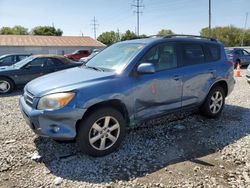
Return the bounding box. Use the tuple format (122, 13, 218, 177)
(37, 92, 75, 110)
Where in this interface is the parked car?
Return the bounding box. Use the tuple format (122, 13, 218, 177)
(225, 48, 250, 68)
(64, 50, 91, 61)
(20, 35, 235, 156)
(0, 55, 82, 94)
(246, 65, 250, 83)
(0, 54, 31, 67)
(79, 51, 99, 63)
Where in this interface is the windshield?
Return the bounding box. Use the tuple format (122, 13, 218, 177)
(0, 55, 8, 60)
(14, 56, 35, 68)
(86, 43, 145, 72)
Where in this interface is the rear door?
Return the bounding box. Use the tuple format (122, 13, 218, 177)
(179, 42, 219, 107)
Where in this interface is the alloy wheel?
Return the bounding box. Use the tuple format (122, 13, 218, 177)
(88, 116, 120, 151)
(0, 80, 10, 93)
(209, 91, 223, 114)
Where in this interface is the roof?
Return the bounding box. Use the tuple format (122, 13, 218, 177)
(0, 35, 106, 47)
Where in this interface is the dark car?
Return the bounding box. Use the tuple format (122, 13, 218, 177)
(0, 54, 31, 67)
(20, 35, 235, 156)
(0, 55, 82, 94)
(64, 50, 91, 61)
(226, 48, 250, 67)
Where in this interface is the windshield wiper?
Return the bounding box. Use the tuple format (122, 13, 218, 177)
(85, 65, 104, 72)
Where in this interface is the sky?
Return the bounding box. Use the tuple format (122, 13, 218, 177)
(0, 0, 249, 38)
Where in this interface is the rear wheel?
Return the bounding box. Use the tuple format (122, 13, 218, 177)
(77, 107, 126, 157)
(0, 77, 14, 94)
(200, 86, 225, 118)
(235, 59, 241, 69)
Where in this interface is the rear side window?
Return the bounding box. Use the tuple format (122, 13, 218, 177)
(207, 44, 221, 61)
(182, 44, 205, 66)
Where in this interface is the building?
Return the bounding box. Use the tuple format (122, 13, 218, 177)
(0, 35, 106, 56)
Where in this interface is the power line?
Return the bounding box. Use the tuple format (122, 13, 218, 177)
(90, 16, 99, 39)
(241, 12, 249, 46)
(131, 0, 144, 36)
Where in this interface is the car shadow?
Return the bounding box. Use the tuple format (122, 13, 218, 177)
(34, 104, 250, 184)
(0, 88, 23, 98)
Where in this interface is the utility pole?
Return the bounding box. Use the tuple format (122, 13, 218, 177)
(132, 0, 144, 36)
(241, 12, 249, 46)
(209, 0, 211, 37)
(91, 16, 99, 39)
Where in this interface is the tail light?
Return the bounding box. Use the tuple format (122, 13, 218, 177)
(229, 54, 235, 58)
(227, 61, 234, 66)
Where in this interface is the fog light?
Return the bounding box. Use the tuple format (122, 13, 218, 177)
(52, 126, 60, 133)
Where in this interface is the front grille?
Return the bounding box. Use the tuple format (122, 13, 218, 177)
(24, 91, 34, 107)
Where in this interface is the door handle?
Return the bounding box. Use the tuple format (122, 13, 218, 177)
(173, 75, 180, 81)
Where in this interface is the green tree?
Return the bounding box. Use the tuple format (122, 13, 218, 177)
(97, 31, 120, 46)
(121, 30, 137, 41)
(31, 26, 63, 36)
(200, 25, 250, 47)
(157, 29, 175, 36)
(0, 25, 28, 35)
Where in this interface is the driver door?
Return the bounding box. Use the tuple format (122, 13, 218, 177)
(18, 58, 48, 84)
(133, 43, 182, 120)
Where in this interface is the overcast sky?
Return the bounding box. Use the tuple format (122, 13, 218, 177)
(0, 0, 249, 38)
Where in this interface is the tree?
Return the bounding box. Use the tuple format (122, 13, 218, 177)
(97, 31, 120, 46)
(0, 25, 28, 35)
(121, 30, 138, 41)
(31, 26, 63, 36)
(200, 25, 250, 47)
(157, 29, 175, 36)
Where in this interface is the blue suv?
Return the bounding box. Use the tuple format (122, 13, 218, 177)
(20, 35, 235, 156)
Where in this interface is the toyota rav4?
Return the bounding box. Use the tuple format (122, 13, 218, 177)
(20, 35, 235, 156)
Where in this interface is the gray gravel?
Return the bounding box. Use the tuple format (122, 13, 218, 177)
(0, 70, 250, 188)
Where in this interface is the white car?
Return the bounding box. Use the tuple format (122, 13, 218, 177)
(246, 65, 250, 83)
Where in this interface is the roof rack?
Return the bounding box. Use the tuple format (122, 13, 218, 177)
(163, 34, 217, 42)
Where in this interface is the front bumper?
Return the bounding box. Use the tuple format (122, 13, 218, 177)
(19, 96, 86, 140)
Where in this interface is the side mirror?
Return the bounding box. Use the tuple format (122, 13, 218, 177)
(137, 63, 155, 74)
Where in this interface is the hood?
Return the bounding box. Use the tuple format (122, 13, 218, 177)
(26, 66, 115, 97)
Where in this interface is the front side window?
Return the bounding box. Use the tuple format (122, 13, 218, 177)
(182, 44, 205, 66)
(86, 43, 145, 72)
(140, 43, 177, 71)
(28, 58, 46, 68)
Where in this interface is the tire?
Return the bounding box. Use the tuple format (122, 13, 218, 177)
(76, 107, 126, 157)
(0, 77, 14, 94)
(200, 86, 225, 118)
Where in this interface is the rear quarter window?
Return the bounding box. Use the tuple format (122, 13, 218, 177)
(181, 44, 205, 66)
(207, 44, 221, 61)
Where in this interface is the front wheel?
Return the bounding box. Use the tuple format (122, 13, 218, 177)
(200, 86, 225, 118)
(77, 107, 126, 157)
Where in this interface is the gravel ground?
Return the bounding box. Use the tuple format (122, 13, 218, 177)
(0, 70, 250, 188)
